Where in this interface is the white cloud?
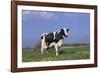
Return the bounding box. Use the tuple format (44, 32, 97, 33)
(64, 12, 78, 19)
(83, 32, 89, 35)
(23, 10, 58, 19)
(22, 11, 32, 15)
(38, 11, 57, 19)
(64, 12, 89, 19)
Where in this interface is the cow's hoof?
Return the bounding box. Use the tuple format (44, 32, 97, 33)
(56, 54, 58, 56)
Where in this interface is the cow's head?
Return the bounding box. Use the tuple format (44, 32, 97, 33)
(61, 28, 69, 37)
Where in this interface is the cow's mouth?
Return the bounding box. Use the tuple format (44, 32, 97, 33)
(65, 35, 68, 37)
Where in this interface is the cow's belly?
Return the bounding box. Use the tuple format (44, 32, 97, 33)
(49, 39, 63, 48)
(57, 39, 63, 47)
(49, 42, 56, 47)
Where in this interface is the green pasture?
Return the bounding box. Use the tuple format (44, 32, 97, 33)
(22, 46, 90, 62)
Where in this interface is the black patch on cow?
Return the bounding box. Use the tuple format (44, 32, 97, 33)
(61, 28, 67, 37)
(45, 32, 54, 46)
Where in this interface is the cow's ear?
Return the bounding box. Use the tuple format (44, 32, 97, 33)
(60, 29, 64, 34)
(61, 29, 63, 31)
(67, 29, 69, 31)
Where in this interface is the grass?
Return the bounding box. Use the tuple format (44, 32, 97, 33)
(22, 46, 90, 62)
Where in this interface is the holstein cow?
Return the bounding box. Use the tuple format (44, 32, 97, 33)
(41, 28, 69, 56)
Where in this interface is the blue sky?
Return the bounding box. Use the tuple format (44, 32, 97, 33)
(22, 10, 90, 48)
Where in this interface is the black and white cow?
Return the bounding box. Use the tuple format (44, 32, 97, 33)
(41, 28, 69, 56)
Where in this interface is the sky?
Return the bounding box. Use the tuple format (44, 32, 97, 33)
(22, 10, 90, 48)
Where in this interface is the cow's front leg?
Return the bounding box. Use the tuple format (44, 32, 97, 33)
(55, 45, 58, 56)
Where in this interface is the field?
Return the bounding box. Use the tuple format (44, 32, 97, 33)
(22, 46, 90, 62)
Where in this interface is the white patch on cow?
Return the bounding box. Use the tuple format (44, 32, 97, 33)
(41, 36, 47, 54)
(53, 32, 56, 40)
(41, 33, 48, 37)
(49, 42, 56, 47)
(48, 39, 63, 48)
(57, 39, 63, 48)
(63, 28, 68, 36)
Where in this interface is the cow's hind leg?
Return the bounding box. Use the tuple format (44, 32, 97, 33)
(41, 38, 44, 54)
(41, 38, 47, 54)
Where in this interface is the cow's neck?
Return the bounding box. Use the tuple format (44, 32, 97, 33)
(54, 31, 64, 42)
